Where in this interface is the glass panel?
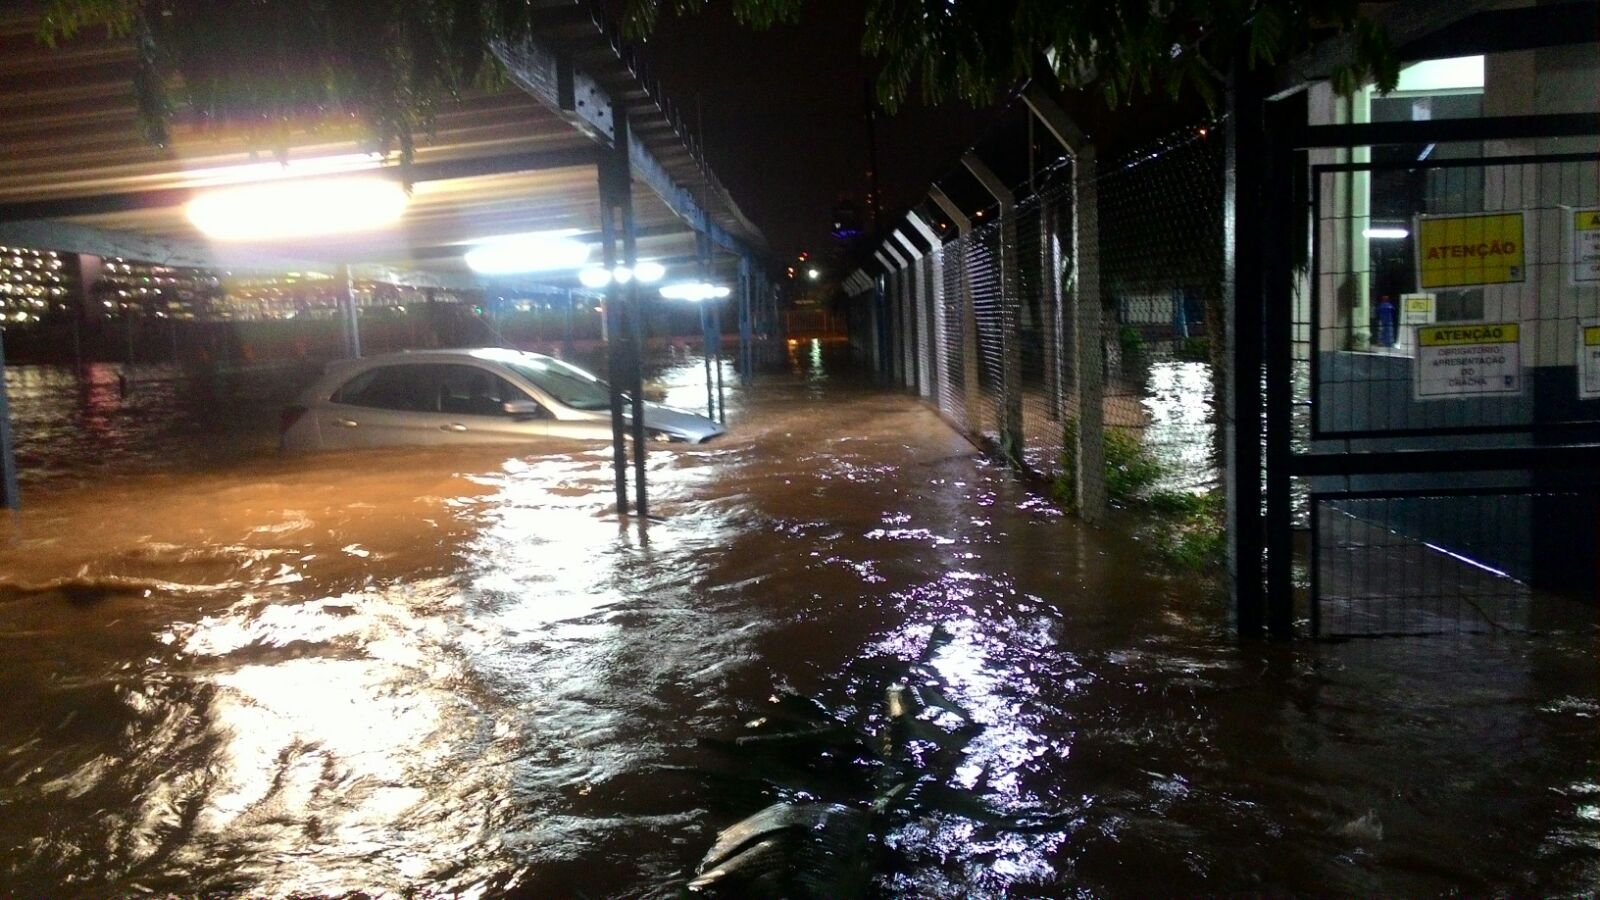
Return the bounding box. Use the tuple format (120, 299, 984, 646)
(505, 358, 610, 411)
(332, 366, 435, 412)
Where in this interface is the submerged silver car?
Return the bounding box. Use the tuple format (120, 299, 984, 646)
(279, 348, 725, 451)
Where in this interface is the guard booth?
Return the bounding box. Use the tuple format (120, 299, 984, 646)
(1244, 10, 1600, 637)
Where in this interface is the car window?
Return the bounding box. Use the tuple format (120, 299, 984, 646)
(331, 365, 435, 412)
(436, 365, 530, 417)
(332, 364, 532, 416)
(504, 358, 611, 411)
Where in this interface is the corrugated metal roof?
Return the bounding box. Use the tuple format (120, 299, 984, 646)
(0, 1, 763, 285)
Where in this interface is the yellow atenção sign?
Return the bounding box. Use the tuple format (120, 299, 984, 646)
(1418, 323, 1519, 347)
(1416, 213, 1526, 289)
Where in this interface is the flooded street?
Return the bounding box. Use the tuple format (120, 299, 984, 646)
(1, 347, 1596, 897)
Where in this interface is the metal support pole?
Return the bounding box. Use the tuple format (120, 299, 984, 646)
(1025, 83, 1104, 497)
(930, 185, 979, 436)
(698, 232, 716, 419)
(340, 264, 362, 359)
(963, 153, 1023, 461)
(1072, 148, 1106, 522)
(0, 325, 19, 510)
(906, 211, 946, 407)
(1042, 197, 1062, 420)
(701, 303, 715, 417)
(738, 256, 753, 379)
(1264, 93, 1305, 638)
(611, 110, 648, 519)
(713, 299, 726, 423)
(1226, 61, 1268, 636)
(599, 172, 630, 517)
(563, 289, 574, 357)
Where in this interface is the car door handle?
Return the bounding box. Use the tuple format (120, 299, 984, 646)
(439, 423, 468, 432)
(334, 418, 359, 428)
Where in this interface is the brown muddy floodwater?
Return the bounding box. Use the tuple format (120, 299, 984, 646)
(0, 347, 1596, 897)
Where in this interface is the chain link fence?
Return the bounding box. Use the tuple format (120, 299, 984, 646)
(852, 123, 1226, 544)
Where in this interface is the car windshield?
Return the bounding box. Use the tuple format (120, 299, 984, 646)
(504, 357, 612, 411)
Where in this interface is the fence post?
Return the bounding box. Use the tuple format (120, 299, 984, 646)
(1023, 85, 1105, 520)
(930, 186, 980, 437)
(1225, 61, 1268, 635)
(1072, 149, 1107, 522)
(1042, 196, 1062, 421)
(962, 153, 1023, 461)
(907, 211, 946, 407)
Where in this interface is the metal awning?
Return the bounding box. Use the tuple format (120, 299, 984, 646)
(0, 1, 766, 286)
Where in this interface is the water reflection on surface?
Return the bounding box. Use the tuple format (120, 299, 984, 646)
(0, 348, 1595, 896)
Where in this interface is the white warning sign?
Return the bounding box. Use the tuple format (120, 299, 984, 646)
(1414, 322, 1522, 400)
(1573, 208, 1600, 284)
(1579, 322, 1600, 401)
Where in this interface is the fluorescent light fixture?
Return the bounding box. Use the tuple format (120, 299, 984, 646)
(576, 260, 666, 289)
(183, 153, 385, 189)
(464, 230, 591, 275)
(1395, 56, 1483, 94)
(1364, 227, 1410, 240)
(633, 261, 666, 283)
(578, 266, 612, 288)
(660, 281, 732, 302)
(186, 177, 409, 242)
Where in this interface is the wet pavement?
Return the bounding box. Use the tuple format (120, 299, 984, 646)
(0, 345, 1596, 897)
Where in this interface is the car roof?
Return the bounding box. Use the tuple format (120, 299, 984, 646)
(324, 347, 553, 371)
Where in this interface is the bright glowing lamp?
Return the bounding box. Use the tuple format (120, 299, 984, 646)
(660, 282, 732, 302)
(464, 230, 592, 275)
(186, 177, 408, 242)
(1364, 227, 1409, 240)
(807, 268, 821, 280)
(577, 260, 666, 288)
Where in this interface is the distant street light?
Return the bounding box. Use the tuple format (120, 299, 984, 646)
(807, 268, 821, 281)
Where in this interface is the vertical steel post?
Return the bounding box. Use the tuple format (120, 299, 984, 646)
(599, 171, 629, 517)
(963, 153, 1023, 461)
(340, 264, 362, 358)
(1024, 83, 1104, 518)
(613, 112, 648, 519)
(1264, 93, 1305, 638)
(738, 256, 753, 378)
(930, 185, 978, 436)
(1072, 148, 1106, 521)
(713, 299, 726, 423)
(0, 325, 19, 509)
(906, 211, 945, 407)
(563, 289, 574, 357)
(698, 232, 716, 418)
(700, 303, 714, 416)
(1225, 61, 1268, 636)
(1042, 196, 1062, 420)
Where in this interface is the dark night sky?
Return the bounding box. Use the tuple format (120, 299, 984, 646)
(626, 1, 997, 264)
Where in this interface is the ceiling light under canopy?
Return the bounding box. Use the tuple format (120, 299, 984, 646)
(186, 177, 409, 242)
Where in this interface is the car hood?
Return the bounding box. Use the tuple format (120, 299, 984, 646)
(642, 402, 725, 443)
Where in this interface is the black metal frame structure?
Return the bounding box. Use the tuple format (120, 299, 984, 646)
(1254, 111, 1600, 636)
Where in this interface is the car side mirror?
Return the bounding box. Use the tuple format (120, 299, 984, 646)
(503, 399, 547, 419)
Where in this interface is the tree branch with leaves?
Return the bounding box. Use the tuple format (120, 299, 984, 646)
(38, 0, 1398, 164)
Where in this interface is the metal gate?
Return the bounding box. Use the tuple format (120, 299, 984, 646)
(1274, 113, 1600, 637)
